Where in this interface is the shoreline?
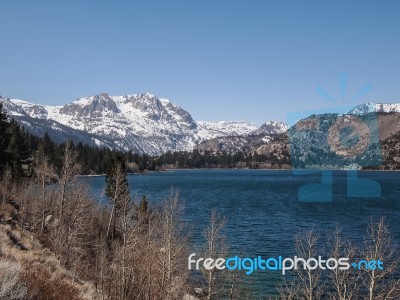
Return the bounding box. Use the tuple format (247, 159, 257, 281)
(77, 168, 400, 177)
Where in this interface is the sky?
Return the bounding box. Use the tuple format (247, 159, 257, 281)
(1, 0, 400, 125)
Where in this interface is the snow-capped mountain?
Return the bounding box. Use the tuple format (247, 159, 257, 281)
(0, 95, 119, 148)
(250, 121, 288, 135)
(0, 96, 27, 116)
(348, 101, 400, 114)
(1, 93, 261, 155)
(197, 120, 258, 140)
(3, 94, 400, 160)
(195, 121, 289, 153)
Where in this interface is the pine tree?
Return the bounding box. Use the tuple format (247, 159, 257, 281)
(0, 103, 10, 174)
(6, 120, 31, 179)
(134, 195, 152, 224)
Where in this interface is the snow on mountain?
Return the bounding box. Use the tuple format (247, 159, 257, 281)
(1, 93, 261, 155)
(4, 94, 399, 156)
(0, 96, 28, 117)
(196, 120, 258, 140)
(250, 121, 288, 135)
(195, 121, 288, 153)
(348, 102, 400, 114)
(375, 103, 400, 113)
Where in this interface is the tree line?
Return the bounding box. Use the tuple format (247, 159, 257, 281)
(0, 102, 290, 181)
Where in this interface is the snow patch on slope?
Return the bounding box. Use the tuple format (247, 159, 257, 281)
(4, 93, 261, 155)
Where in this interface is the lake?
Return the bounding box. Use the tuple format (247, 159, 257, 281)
(84, 169, 400, 297)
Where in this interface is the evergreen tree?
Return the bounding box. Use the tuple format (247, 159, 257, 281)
(134, 195, 152, 224)
(6, 121, 31, 179)
(0, 103, 10, 174)
(0, 106, 32, 178)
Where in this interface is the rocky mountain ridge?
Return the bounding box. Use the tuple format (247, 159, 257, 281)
(1, 93, 285, 155)
(1, 93, 400, 159)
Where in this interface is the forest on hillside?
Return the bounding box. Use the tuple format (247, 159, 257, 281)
(0, 102, 292, 181)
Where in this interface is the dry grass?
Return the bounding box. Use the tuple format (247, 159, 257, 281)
(0, 218, 99, 299)
(0, 259, 28, 299)
(21, 261, 82, 300)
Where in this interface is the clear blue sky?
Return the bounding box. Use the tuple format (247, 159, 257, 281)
(1, 0, 399, 125)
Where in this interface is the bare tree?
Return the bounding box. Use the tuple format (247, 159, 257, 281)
(128, 196, 159, 300)
(105, 162, 130, 240)
(361, 217, 400, 300)
(34, 154, 56, 233)
(327, 227, 361, 300)
(117, 179, 134, 300)
(157, 189, 189, 300)
(278, 229, 324, 300)
(226, 251, 246, 300)
(100, 158, 133, 299)
(279, 219, 400, 300)
(58, 140, 81, 231)
(1, 164, 13, 208)
(93, 188, 189, 300)
(201, 209, 228, 300)
(56, 183, 97, 272)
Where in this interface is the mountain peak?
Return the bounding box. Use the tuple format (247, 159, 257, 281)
(98, 92, 110, 98)
(3, 92, 245, 154)
(251, 121, 288, 135)
(348, 102, 400, 114)
(9, 92, 377, 155)
(0, 96, 27, 116)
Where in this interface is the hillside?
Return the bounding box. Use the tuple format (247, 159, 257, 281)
(254, 112, 400, 170)
(1, 94, 260, 155)
(2, 94, 400, 170)
(0, 200, 99, 299)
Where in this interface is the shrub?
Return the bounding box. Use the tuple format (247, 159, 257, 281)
(21, 262, 82, 300)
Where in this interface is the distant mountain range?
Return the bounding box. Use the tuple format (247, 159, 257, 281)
(347, 102, 400, 114)
(1, 93, 400, 160)
(0, 93, 286, 155)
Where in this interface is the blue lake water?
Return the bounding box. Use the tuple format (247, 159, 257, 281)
(83, 169, 400, 297)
